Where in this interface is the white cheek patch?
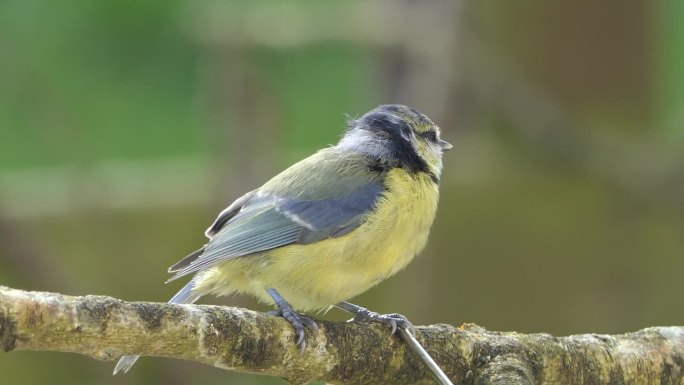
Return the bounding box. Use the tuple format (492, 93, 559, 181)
(337, 129, 392, 158)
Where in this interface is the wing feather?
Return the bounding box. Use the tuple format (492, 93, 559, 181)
(205, 189, 258, 237)
(166, 150, 386, 282)
(167, 208, 300, 282)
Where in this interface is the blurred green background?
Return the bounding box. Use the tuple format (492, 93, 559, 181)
(1, 0, 683, 384)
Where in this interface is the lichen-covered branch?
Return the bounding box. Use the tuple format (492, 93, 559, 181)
(1, 286, 682, 385)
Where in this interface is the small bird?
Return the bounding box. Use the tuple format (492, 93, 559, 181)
(114, 104, 451, 374)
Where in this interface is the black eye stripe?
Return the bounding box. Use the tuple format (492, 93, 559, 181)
(364, 114, 413, 141)
(421, 131, 437, 142)
(356, 111, 430, 174)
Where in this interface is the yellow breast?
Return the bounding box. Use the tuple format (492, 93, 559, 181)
(197, 169, 441, 311)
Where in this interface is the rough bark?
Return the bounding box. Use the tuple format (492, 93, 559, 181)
(0, 286, 682, 384)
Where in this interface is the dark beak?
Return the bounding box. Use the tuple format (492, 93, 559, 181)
(439, 139, 453, 151)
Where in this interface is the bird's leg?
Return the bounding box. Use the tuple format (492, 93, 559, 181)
(266, 288, 318, 352)
(335, 301, 415, 335)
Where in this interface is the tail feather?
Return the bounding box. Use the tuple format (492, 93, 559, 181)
(113, 281, 201, 375)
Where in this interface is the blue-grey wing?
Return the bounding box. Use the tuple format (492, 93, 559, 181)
(167, 189, 258, 273)
(166, 180, 384, 282)
(205, 189, 258, 237)
(276, 181, 384, 243)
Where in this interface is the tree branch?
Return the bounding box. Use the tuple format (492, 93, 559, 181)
(1, 286, 682, 384)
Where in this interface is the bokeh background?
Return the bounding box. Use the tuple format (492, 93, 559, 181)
(1, 1, 683, 384)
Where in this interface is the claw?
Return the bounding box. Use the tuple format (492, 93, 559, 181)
(302, 316, 320, 333)
(389, 319, 397, 335)
(269, 308, 317, 352)
(296, 329, 305, 347)
(386, 313, 415, 335)
(266, 288, 318, 352)
(344, 305, 415, 335)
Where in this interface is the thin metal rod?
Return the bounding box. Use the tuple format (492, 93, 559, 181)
(397, 327, 453, 385)
(334, 302, 453, 385)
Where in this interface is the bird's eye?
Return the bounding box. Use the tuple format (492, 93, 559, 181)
(423, 131, 437, 143)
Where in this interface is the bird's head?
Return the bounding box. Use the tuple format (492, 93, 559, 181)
(339, 104, 451, 180)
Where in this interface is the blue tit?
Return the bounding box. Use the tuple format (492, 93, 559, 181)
(114, 104, 452, 374)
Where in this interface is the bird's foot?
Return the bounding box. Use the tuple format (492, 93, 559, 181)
(266, 289, 318, 353)
(342, 303, 415, 335)
(266, 308, 319, 352)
